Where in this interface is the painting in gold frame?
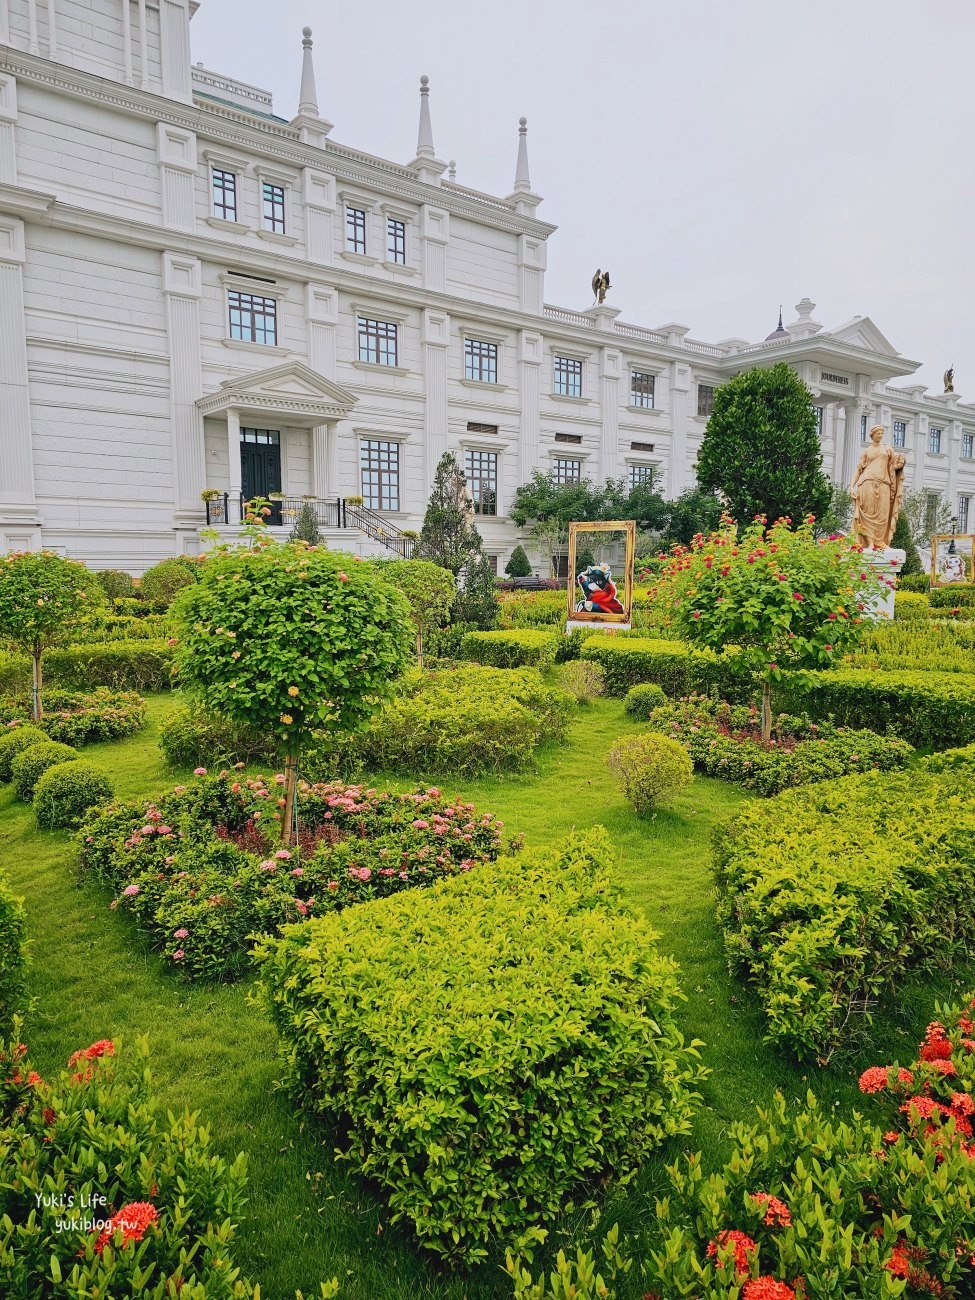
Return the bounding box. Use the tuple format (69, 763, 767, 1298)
(930, 534, 975, 588)
(566, 521, 636, 625)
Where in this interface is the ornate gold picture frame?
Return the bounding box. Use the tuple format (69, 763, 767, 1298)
(930, 534, 975, 588)
(566, 520, 636, 624)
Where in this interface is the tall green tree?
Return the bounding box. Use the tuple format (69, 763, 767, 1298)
(661, 487, 724, 547)
(417, 453, 483, 576)
(504, 545, 532, 578)
(890, 511, 923, 576)
(696, 363, 831, 529)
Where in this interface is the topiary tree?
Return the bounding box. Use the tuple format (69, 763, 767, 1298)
(696, 363, 831, 530)
(890, 510, 924, 576)
(172, 543, 412, 843)
(504, 544, 533, 578)
(453, 554, 501, 630)
(417, 453, 483, 576)
(140, 556, 198, 607)
(0, 551, 101, 720)
(658, 516, 891, 740)
(289, 503, 323, 547)
(94, 569, 136, 601)
(370, 559, 454, 668)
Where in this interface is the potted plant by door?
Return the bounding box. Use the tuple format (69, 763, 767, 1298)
(200, 489, 220, 502)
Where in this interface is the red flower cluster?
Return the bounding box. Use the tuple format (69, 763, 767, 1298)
(858, 1065, 914, 1094)
(706, 1228, 757, 1273)
(67, 1039, 115, 1068)
(919, 1022, 953, 1061)
(750, 1192, 792, 1227)
(743, 1280, 796, 1300)
(94, 1201, 159, 1254)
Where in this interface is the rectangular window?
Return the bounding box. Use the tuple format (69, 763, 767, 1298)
(814, 405, 824, 435)
(357, 317, 398, 367)
(262, 182, 286, 234)
(465, 449, 498, 516)
(629, 464, 655, 488)
(929, 426, 943, 455)
(467, 422, 498, 435)
(346, 206, 367, 254)
(464, 338, 499, 384)
(631, 440, 655, 453)
(552, 457, 582, 485)
(630, 370, 655, 408)
(386, 218, 406, 264)
(555, 432, 582, 445)
(360, 439, 400, 511)
(893, 419, 907, 449)
(228, 290, 277, 346)
(964, 433, 974, 460)
(554, 355, 583, 397)
(860, 414, 868, 443)
(212, 168, 238, 221)
(958, 495, 971, 533)
(486, 554, 498, 577)
(240, 428, 280, 445)
(697, 384, 715, 418)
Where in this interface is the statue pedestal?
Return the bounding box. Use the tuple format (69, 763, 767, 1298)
(863, 548, 904, 619)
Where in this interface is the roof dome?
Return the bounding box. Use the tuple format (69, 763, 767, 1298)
(765, 306, 790, 342)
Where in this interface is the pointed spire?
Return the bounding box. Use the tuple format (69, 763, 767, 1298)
(416, 75, 435, 159)
(777, 304, 784, 331)
(298, 27, 319, 116)
(512, 116, 531, 193)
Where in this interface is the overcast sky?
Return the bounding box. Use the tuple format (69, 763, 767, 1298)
(189, 0, 974, 394)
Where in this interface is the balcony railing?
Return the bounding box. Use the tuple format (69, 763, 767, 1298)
(203, 495, 415, 558)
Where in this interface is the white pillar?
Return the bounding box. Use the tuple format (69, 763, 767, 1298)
(422, 309, 450, 487)
(46, 0, 56, 58)
(27, 0, 38, 54)
(157, 123, 197, 232)
(0, 1, 9, 46)
(227, 408, 242, 500)
(138, 0, 149, 88)
(306, 283, 338, 378)
(421, 205, 449, 294)
(0, 216, 40, 537)
(311, 425, 331, 498)
(159, 0, 193, 102)
(122, 0, 134, 86)
(600, 347, 622, 480)
(162, 253, 205, 528)
(303, 171, 336, 266)
(518, 331, 543, 482)
(670, 360, 691, 494)
(0, 74, 18, 186)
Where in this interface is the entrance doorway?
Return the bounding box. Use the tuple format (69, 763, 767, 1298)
(240, 428, 282, 524)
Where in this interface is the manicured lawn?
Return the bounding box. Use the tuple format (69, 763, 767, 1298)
(2, 692, 972, 1298)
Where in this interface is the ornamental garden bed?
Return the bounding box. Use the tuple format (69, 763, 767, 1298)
(78, 771, 517, 980)
(0, 688, 147, 746)
(635, 694, 913, 796)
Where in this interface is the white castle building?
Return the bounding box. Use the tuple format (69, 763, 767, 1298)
(1, 0, 973, 572)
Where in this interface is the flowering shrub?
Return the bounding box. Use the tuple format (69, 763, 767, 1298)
(341, 665, 573, 777)
(0, 868, 26, 1038)
(556, 658, 607, 703)
(34, 760, 114, 830)
(254, 831, 707, 1264)
(461, 627, 561, 669)
(655, 516, 891, 738)
(580, 635, 750, 699)
(11, 740, 79, 801)
(786, 667, 975, 748)
(714, 770, 975, 1060)
(0, 1030, 262, 1297)
(645, 695, 913, 796)
(78, 771, 515, 980)
(0, 688, 146, 745)
(606, 732, 693, 814)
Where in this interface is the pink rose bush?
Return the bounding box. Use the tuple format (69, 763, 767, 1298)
(78, 771, 520, 980)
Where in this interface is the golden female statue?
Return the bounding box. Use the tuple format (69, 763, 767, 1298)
(849, 425, 906, 549)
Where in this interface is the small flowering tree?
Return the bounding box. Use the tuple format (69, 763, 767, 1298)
(658, 516, 890, 740)
(172, 543, 412, 843)
(0, 551, 101, 720)
(370, 558, 454, 667)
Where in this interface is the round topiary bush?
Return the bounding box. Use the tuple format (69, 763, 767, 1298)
(11, 741, 79, 802)
(557, 659, 607, 703)
(94, 569, 137, 601)
(623, 682, 669, 720)
(33, 760, 114, 829)
(0, 724, 48, 782)
(606, 732, 693, 815)
(139, 557, 198, 607)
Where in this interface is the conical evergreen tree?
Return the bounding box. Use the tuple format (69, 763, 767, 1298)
(504, 544, 532, 578)
(890, 510, 923, 575)
(417, 453, 483, 576)
(289, 502, 323, 546)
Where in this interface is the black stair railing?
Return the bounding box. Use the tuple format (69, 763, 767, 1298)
(203, 494, 415, 558)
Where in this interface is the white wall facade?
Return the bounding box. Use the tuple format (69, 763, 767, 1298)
(2, 0, 975, 571)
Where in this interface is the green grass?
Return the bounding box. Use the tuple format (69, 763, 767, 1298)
(2, 693, 972, 1298)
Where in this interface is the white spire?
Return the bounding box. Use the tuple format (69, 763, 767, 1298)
(512, 116, 531, 192)
(298, 26, 319, 116)
(416, 74, 435, 159)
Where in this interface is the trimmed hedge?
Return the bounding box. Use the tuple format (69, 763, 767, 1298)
(139, 556, 198, 605)
(0, 867, 27, 1037)
(43, 641, 174, 692)
(11, 741, 79, 801)
(254, 832, 706, 1263)
(34, 760, 114, 829)
(920, 741, 975, 774)
(0, 689, 147, 746)
(498, 590, 566, 628)
(714, 770, 975, 1060)
(580, 635, 750, 700)
(929, 583, 975, 608)
(0, 724, 47, 782)
(606, 732, 693, 814)
(843, 619, 975, 674)
(786, 668, 975, 748)
(461, 628, 560, 669)
(893, 590, 929, 620)
(896, 573, 930, 592)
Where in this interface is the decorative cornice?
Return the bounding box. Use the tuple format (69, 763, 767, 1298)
(197, 390, 355, 419)
(0, 48, 555, 239)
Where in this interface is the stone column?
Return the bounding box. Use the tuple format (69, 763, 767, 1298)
(518, 330, 543, 482)
(517, 233, 545, 314)
(159, 0, 193, 102)
(599, 347, 622, 480)
(303, 170, 336, 266)
(157, 123, 197, 232)
(306, 283, 338, 379)
(669, 360, 691, 494)
(162, 253, 206, 529)
(420, 205, 449, 294)
(311, 425, 331, 498)
(0, 215, 41, 543)
(422, 308, 450, 486)
(226, 408, 242, 502)
(0, 74, 18, 185)
(841, 402, 861, 488)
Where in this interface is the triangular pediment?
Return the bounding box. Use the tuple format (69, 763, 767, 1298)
(217, 362, 358, 406)
(825, 317, 900, 357)
(198, 362, 358, 419)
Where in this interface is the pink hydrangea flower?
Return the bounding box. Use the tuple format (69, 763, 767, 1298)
(412, 819, 430, 830)
(194, 767, 207, 776)
(122, 884, 140, 897)
(274, 849, 292, 860)
(291, 867, 304, 877)
(172, 950, 185, 961)
(173, 928, 189, 939)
